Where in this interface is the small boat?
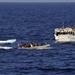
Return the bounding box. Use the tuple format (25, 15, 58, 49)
(26, 44, 50, 49)
(18, 42, 50, 49)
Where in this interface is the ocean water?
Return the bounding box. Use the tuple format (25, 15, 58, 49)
(0, 2, 75, 75)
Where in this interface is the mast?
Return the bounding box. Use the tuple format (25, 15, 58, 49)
(62, 21, 64, 28)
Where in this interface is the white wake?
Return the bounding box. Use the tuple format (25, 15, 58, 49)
(0, 46, 13, 49)
(0, 39, 16, 44)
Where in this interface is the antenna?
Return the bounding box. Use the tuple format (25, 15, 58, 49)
(62, 21, 64, 28)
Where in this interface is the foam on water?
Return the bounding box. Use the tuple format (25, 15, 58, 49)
(0, 39, 16, 44)
(0, 46, 13, 49)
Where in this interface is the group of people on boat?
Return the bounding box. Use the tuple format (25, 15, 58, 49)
(18, 42, 46, 48)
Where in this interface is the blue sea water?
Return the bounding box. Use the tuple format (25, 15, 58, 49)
(0, 2, 75, 75)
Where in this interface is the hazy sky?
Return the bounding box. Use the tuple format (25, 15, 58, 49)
(0, 0, 75, 2)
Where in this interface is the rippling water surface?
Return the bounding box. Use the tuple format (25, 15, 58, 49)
(0, 2, 75, 75)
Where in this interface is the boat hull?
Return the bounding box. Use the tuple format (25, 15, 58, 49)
(19, 44, 50, 49)
(54, 34, 75, 42)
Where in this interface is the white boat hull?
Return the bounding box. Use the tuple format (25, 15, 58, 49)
(19, 44, 50, 49)
(54, 27, 75, 42)
(54, 34, 75, 42)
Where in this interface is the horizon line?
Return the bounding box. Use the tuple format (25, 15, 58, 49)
(0, 1, 75, 3)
